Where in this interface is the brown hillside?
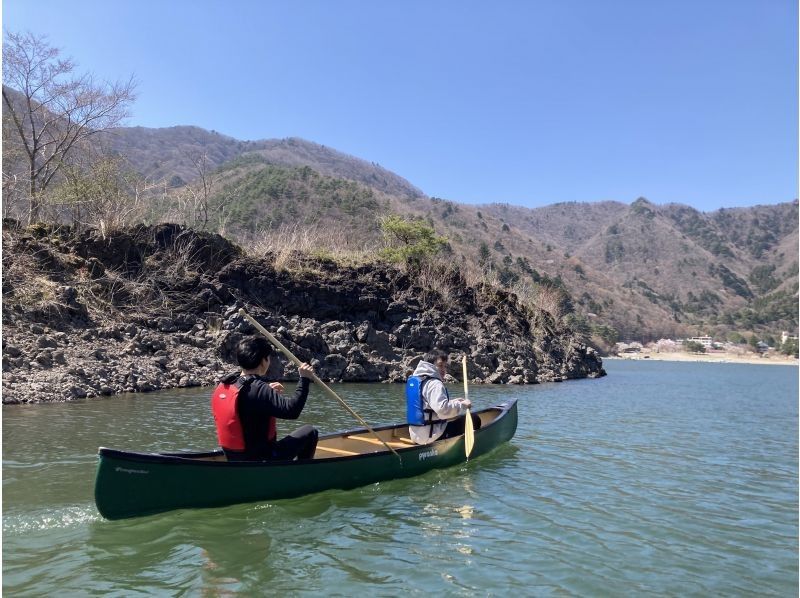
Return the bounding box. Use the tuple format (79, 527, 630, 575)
(4, 114, 795, 346)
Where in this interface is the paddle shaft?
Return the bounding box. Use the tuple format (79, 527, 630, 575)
(462, 356, 469, 402)
(238, 309, 401, 460)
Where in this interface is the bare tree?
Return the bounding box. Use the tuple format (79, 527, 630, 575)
(530, 283, 571, 321)
(174, 149, 241, 232)
(2, 107, 28, 219)
(2, 31, 136, 224)
(185, 150, 214, 229)
(52, 154, 145, 234)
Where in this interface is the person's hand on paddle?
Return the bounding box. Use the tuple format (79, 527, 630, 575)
(460, 398, 472, 410)
(269, 382, 284, 394)
(298, 362, 314, 379)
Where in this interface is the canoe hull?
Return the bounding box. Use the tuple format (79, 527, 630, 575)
(95, 400, 517, 520)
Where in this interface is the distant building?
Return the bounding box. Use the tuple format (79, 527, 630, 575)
(688, 336, 713, 348)
(781, 331, 799, 345)
(616, 342, 643, 353)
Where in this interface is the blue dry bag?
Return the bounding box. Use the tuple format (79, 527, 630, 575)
(406, 376, 428, 425)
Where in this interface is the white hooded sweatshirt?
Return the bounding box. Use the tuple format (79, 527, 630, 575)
(408, 360, 469, 444)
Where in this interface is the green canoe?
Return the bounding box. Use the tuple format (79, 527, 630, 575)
(94, 399, 518, 520)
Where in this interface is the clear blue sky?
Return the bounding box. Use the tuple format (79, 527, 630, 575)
(3, 0, 797, 210)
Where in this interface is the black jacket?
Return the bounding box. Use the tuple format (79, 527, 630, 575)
(220, 371, 311, 459)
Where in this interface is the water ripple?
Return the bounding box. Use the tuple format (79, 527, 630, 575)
(3, 362, 798, 595)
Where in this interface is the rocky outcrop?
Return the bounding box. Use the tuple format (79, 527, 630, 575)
(2, 222, 604, 403)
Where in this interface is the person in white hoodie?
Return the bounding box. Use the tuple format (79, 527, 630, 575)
(407, 349, 482, 444)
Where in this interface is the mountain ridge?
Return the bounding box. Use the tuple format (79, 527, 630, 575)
(4, 116, 797, 346)
(99, 127, 424, 199)
(95, 124, 800, 345)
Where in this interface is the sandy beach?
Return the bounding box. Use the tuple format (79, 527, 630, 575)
(606, 352, 799, 366)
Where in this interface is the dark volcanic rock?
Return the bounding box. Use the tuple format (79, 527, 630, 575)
(1, 223, 605, 403)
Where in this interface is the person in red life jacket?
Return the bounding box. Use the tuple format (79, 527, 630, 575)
(212, 336, 318, 461)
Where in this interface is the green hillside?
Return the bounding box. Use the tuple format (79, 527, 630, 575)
(211, 158, 389, 236)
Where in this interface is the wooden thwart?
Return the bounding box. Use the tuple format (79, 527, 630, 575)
(315, 445, 359, 456)
(346, 435, 411, 450)
(391, 437, 418, 446)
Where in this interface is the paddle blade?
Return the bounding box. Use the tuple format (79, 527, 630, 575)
(464, 408, 475, 458)
(462, 355, 474, 457)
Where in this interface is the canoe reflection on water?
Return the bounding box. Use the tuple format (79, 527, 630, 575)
(94, 400, 518, 520)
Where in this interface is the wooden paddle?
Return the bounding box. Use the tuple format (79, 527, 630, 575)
(462, 355, 475, 458)
(239, 309, 402, 461)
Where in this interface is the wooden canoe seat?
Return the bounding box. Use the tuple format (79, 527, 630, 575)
(315, 445, 360, 457)
(391, 437, 418, 446)
(346, 435, 409, 449)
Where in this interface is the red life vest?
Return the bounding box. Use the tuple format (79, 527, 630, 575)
(211, 378, 277, 451)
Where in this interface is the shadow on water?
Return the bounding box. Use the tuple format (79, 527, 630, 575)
(87, 500, 302, 593)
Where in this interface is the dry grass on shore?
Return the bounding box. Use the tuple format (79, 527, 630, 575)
(241, 223, 575, 326)
(245, 223, 376, 271)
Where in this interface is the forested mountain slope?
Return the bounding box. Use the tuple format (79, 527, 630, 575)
(100, 127, 423, 199)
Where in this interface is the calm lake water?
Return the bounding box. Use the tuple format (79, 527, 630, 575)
(3, 360, 798, 596)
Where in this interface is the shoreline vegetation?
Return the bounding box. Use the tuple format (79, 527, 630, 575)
(608, 351, 798, 366)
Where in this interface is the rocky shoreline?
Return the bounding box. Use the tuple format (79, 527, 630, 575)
(2, 223, 605, 404)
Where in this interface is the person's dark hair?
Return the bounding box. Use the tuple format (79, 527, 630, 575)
(424, 349, 449, 365)
(236, 336, 274, 370)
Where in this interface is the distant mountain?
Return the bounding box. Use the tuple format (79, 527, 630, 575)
(95, 126, 800, 344)
(4, 113, 796, 345)
(482, 198, 798, 340)
(250, 138, 424, 199)
(99, 127, 423, 199)
(97, 126, 247, 187)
